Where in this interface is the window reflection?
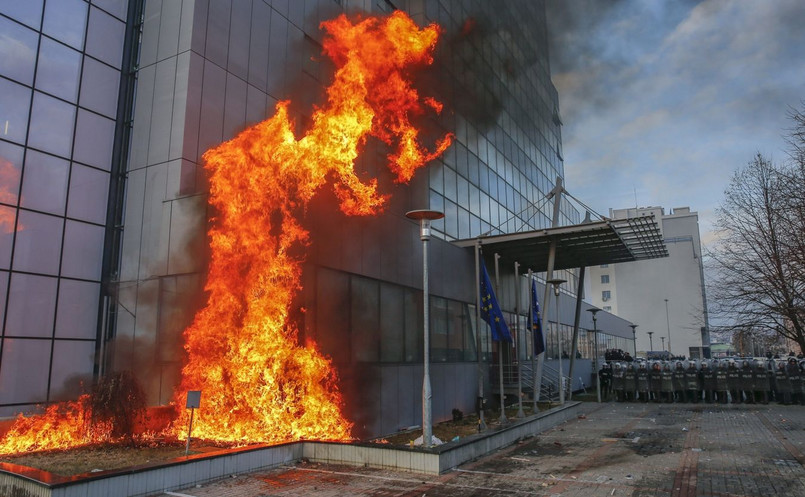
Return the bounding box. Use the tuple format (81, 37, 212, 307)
(0, 16, 39, 85)
(28, 92, 76, 158)
(12, 209, 63, 275)
(42, 0, 87, 50)
(0, 209, 12, 267)
(55, 279, 99, 339)
(0, 0, 44, 28)
(79, 57, 119, 118)
(5, 272, 57, 337)
(73, 109, 114, 170)
(0, 78, 32, 144)
(36, 37, 82, 102)
(85, 6, 124, 67)
(67, 163, 109, 224)
(20, 150, 69, 215)
(0, 140, 23, 209)
(0, 338, 50, 404)
(61, 220, 104, 280)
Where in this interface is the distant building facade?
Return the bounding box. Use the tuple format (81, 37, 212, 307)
(588, 207, 710, 359)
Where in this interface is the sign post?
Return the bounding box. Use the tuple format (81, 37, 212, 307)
(185, 390, 201, 456)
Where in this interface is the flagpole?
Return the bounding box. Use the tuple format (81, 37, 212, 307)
(537, 177, 564, 404)
(494, 253, 507, 424)
(529, 269, 539, 412)
(548, 278, 567, 404)
(475, 240, 487, 431)
(515, 261, 524, 418)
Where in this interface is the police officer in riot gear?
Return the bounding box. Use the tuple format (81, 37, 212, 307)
(599, 363, 612, 400)
(673, 362, 686, 402)
(715, 360, 729, 404)
(753, 359, 771, 404)
(727, 360, 742, 403)
(636, 362, 650, 402)
(612, 363, 625, 402)
(740, 359, 755, 404)
(685, 361, 701, 403)
(701, 361, 718, 403)
(774, 361, 791, 405)
(660, 362, 674, 403)
(649, 362, 662, 403)
(624, 363, 637, 401)
(787, 357, 802, 405)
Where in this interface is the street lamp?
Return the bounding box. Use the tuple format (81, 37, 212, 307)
(405, 209, 444, 448)
(547, 278, 567, 404)
(587, 308, 601, 403)
(647, 331, 654, 352)
(664, 299, 672, 355)
(629, 324, 638, 358)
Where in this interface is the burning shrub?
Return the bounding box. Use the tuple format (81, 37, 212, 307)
(89, 371, 147, 446)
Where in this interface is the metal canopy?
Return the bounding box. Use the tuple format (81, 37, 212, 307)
(453, 215, 668, 272)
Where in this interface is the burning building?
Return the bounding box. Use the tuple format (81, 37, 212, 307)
(0, 0, 643, 443)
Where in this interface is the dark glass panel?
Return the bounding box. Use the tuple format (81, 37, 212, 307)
(5, 272, 57, 337)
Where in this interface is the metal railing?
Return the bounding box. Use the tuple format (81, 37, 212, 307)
(490, 361, 571, 402)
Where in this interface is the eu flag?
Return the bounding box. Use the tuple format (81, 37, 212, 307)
(480, 259, 512, 342)
(530, 279, 545, 355)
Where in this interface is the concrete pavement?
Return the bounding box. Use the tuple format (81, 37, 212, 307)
(162, 402, 805, 496)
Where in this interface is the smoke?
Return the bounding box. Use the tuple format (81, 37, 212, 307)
(106, 202, 209, 407)
(418, 1, 558, 131)
(545, 0, 702, 123)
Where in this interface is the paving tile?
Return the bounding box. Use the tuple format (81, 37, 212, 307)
(165, 403, 805, 496)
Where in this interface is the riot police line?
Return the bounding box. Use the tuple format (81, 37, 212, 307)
(596, 357, 805, 404)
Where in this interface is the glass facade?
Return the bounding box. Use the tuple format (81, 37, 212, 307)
(0, 0, 130, 416)
(0, 0, 626, 436)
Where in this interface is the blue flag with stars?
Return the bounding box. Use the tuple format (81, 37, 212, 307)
(480, 259, 512, 342)
(530, 279, 545, 355)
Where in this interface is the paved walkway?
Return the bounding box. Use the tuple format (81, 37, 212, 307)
(163, 403, 805, 496)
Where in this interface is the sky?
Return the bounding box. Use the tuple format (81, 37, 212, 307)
(545, 0, 805, 246)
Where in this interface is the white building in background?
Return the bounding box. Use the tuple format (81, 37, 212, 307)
(588, 207, 710, 359)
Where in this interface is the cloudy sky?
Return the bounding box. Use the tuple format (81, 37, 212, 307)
(545, 0, 805, 245)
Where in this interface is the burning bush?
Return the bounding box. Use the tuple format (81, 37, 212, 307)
(89, 371, 148, 446)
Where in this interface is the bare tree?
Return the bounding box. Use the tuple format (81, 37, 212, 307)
(708, 121, 805, 352)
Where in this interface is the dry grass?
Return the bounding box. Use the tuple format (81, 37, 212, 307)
(0, 439, 234, 476)
(377, 403, 556, 446)
(0, 403, 564, 476)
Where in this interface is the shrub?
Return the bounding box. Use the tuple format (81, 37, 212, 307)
(89, 371, 147, 445)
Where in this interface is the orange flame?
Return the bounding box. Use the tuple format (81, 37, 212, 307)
(0, 11, 451, 454)
(174, 11, 451, 444)
(0, 396, 113, 454)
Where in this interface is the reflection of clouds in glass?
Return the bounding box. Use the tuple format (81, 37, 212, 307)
(0, 157, 21, 232)
(28, 92, 76, 158)
(36, 38, 82, 102)
(0, 78, 33, 144)
(0, 17, 38, 85)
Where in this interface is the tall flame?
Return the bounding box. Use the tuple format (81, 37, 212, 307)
(0, 11, 451, 454)
(174, 10, 451, 443)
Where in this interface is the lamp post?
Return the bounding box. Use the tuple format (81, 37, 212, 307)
(647, 331, 654, 353)
(405, 209, 444, 447)
(587, 308, 601, 403)
(665, 299, 672, 355)
(547, 278, 567, 404)
(629, 324, 638, 358)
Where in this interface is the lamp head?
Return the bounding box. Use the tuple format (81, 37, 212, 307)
(546, 278, 566, 296)
(405, 210, 444, 241)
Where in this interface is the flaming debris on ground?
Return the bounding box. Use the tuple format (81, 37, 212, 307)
(0, 11, 451, 454)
